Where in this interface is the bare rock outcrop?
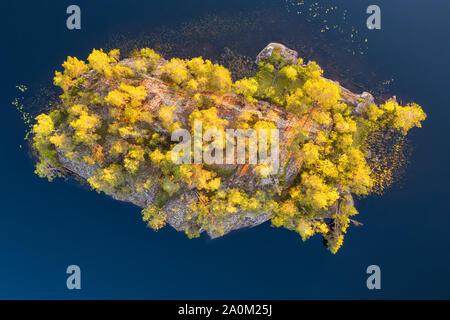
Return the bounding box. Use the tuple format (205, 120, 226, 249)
(256, 42, 299, 65)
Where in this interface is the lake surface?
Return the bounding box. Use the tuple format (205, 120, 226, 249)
(0, 0, 449, 299)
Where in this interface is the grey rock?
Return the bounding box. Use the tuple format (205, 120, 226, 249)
(256, 42, 299, 65)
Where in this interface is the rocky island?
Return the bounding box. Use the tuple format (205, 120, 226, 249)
(31, 43, 426, 253)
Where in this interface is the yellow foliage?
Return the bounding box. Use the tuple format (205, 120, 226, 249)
(186, 79, 199, 93)
(88, 49, 113, 77)
(316, 159, 339, 179)
(208, 177, 222, 191)
(208, 65, 232, 93)
(297, 142, 320, 166)
(110, 140, 129, 156)
(69, 109, 101, 145)
(286, 88, 307, 114)
(279, 65, 298, 81)
(280, 199, 299, 218)
(53, 71, 74, 92)
(33, 114, 54, 137)
(233, 78, 259, 102)
(161, 58, 190, 85)
(124, 145, 145, 174)
(49, 133, 72, 152)
(312, 110, 332, 125)
(393, 103, 427, 134)
(142, 206, 167, 230)
(108, 49, 120, 62)
(119, 83, 147, 108)
(291, 172, 340, 211)
(33, 45, 427, 254)
(327, 234, 344, 254)
(296, 219, 315, 241)
(380, 99, 397, 112)
(366, 104, 384, 121)
(338, 148, 373, 195)
(189, 107, 228, 132)
(62, 56, 89, 78)
(150, 149, 166, 166)
(88, 164, 125, 193)
(158, 105, 179, 132)
(333, 113, 357, 133)
(105, 89, 128, 107)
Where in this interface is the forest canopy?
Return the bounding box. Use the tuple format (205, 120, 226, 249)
(31, 46, 426, 253)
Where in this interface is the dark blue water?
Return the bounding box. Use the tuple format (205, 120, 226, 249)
(1, 0, 449, 299)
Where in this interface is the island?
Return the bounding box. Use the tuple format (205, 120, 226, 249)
(31, 43, 426, 253)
